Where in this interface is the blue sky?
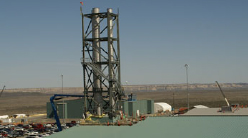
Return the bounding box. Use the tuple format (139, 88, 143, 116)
(0, 0, 248, 88)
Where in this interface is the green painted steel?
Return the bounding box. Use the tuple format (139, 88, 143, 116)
(139, 100, 147, 115)
(48, 116, 248, 138)
(127, 101, 133, 117)
(47, 99, 86, 119)
(66, 99, 84, 118)
(128, 101, 140, 117)
(57, 103, 67, 119)
(147, 100, 154, 114)
(117, 100, 154, 117)
(122, 101, 129, 116)
(48, 99, 154, 119)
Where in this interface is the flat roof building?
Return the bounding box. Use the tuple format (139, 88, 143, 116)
(183, 108, 248, 116)
(48, 116, 248, 138)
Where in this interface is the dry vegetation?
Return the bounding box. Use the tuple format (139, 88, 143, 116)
(0, 92, 52, 116)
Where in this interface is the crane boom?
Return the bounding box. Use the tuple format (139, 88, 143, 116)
(0, 85, 6, 97)
(215, 81, 230, 106)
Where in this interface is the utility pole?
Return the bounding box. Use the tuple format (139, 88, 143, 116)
(184, 64, 189, 111)
(61, 74, 65, 124)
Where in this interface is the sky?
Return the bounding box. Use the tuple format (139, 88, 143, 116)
(0, 0, 248, 88)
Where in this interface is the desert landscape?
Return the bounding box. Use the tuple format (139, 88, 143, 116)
(1, 83, 248, 116)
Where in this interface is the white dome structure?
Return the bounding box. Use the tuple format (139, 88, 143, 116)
(154, 102, 172, 113)
(193, 105, 209, 108)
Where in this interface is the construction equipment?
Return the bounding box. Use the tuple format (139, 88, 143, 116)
(215, 81, 230, 106)
(0, 85, 6, 97)
(215, 81, 232, 112)
(50, 94, 86, 131)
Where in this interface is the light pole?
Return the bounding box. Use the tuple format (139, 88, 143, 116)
(172, 93, 175, 111)
(61, 74, 64, 124)
(184, 64, 189, 111)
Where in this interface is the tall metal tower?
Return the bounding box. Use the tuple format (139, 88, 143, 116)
(81, 8, 123, 117)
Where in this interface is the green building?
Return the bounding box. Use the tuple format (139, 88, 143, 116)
(48, 116, 248, 138)
(47, 99, 86, 119)
(47, 99, 154, 119)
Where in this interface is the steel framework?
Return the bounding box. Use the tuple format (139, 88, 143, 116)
(81, 8, 123, 117)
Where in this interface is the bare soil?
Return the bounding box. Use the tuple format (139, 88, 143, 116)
(0, 92, 52, 116)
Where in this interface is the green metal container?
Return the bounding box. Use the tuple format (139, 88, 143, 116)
(47, 99, 85, 119)
(57, 103, 68, 119)
(47, 99, 154, 119)
(147, 100, 154, 114)
(139, 100, 147, 115)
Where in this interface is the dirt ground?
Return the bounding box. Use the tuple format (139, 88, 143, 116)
(135, 90, 248, 108)
(0, 92, 53, 116)
(0, 90, 248, 116)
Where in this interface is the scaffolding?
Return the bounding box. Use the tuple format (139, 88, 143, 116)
(81, 8, 124, 117)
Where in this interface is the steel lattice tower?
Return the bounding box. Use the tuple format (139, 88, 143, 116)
(81, 8, 123, 117)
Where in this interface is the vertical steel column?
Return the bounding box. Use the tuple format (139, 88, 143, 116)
(116, 10, 121, 93)
(107, 8, 115, 113)
(184, 64, 189, 111)
(92, 8, 102, 116)
(81, 9, 87, 114)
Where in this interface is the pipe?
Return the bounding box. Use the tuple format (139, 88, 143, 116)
(107, 8, 116, 114)
(92, 8, 102, 116)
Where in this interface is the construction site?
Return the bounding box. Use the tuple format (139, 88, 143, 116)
(1, 2, 248, 138)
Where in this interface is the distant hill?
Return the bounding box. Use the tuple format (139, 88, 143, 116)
(4, 83, 248, 94)
(124, 83, 248, 92)
(5, 87, 84, 94)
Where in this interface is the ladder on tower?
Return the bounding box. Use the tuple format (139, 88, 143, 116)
(84, 61, 124, 96)
(84, 62, 109, 81)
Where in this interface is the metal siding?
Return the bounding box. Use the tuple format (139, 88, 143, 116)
(47, 99, 155, 119)
(66, 99, 84, 118)
(144, 100, 148, 114)
(47, 99, 85, 119)
(118, 100, 129, 116)
(147, 100, 154, 114)
(48, 116, 248, 138)
(136, 100, 141, 115)
(132, 101, 139, 118)
(57, 103, 67, 119)
(128, 101, 139, 117)
(128, 102, 133, 117)
(123, 101, 129, 116)
(151, 100, 154, 114)
(118, 100, 153, 117)
(139, 100, 147, 115)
